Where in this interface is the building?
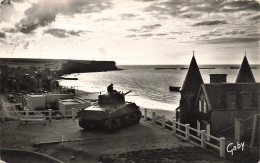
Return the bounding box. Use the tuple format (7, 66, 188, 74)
(27, 94, 45, 110)
(177, 55, 259, 136)
(59, 98, 91, 115)
(27, 93, 74, 110)
(196, 82, 259, 134)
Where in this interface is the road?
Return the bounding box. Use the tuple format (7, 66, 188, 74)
(0, 119, 233, 163)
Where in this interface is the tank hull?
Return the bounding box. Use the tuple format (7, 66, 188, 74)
(77, 102, 142, 131)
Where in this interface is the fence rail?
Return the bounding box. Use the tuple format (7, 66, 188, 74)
(1, 108, 79, 121)
(141, 108, 226, 158)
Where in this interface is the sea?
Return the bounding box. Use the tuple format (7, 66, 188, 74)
(59, 65, 260, 119)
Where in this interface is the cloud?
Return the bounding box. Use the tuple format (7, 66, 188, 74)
(125, 34, 137, 38)
(143, 1, 259, 20)
(120, 13, 138, 18)
(192, 20, 228, 26)
(16, 2, 57, 33)
(0, 1, 17, 22)
(200, 37, 260, 44)
(139, 33, 153, 37)
(142, 24, 161, 30)
(44, 28, 86, 38)
(23, 41, 29, 49)
(220, 1, 260, 12)
(2, 27, 16, 33)
(225, 30, 245, 35)
(199, 29, 246, 40)
(67, 30, 84, 36)
(0, 31, 5, 38)
(15, 0, 113, 34)
(179, 13, 201, 19)
(249, 15, 260, 22)
(44, 28, 68, 38)
(156, 33, 168, 36)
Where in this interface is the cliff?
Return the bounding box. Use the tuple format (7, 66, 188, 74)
(0, 58, 120, 74)
(59, 60, 120, 74)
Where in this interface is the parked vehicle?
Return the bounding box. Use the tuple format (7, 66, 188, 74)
(77, 90, 141, 131)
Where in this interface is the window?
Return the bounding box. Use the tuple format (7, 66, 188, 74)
(204, 101, 207, 113)
(199, 98, 207, 113)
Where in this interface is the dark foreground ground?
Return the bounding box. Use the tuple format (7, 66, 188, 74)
(1, 119, 233, 163)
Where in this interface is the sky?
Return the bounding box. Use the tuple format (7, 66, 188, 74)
(0, 0, 259, 65)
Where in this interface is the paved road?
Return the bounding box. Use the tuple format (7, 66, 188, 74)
(0, 119, 192, 162)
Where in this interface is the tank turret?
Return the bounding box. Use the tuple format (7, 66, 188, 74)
(98, 90, 132, 104)
(77, 89, 141, 132)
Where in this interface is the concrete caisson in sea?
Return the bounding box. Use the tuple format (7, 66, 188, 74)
(77, 90, 142, 131)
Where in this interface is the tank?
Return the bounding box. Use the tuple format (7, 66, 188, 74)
(77, 90, 142, 131)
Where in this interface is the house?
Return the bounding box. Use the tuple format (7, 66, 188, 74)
(196, 55, 259, 134)
(59, 98, 91, 115)
(196, 82, 259, 134)
(177, 55, 259, 136)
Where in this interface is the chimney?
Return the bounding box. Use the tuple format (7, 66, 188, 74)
(227, 92, 237, 109)
(209, 74, 227, 83)
(240, 91, 252, 109)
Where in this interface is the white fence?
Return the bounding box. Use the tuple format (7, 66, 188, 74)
(1, 108, 78, 122)
(142, 108, 226, 158)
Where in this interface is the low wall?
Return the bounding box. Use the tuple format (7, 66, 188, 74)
(211, 109, 259, 132)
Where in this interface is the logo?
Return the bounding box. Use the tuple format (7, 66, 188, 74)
(226, 142, 245, 155)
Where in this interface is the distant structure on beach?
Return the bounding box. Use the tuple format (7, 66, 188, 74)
(176, 55, 259, 141)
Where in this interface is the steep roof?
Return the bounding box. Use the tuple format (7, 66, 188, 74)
(235, 56, 256, 83)
(200, 83, 260, 109)
(181, 55, 203, 92)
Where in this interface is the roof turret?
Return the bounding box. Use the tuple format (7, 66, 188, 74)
(181, 55, 203, 92)
(235, 55, 255, 83)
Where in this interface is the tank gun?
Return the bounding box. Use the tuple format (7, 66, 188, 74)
(124, 90, 132, 95)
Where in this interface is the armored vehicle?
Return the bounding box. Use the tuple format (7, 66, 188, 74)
(77, 90, 142, 131)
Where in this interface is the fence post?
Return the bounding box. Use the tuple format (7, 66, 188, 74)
(152, 112, 156, 125)
(161, 115, 165, 128)
(1, 110, 5, 121)
(26, 109, 29, 118)
(185, 124, 190, 140)
(72, 108, 75, 120)
(48, 109, 52, 122)
(197, 120, 200, 136)
(144, 109, 147, 121)
(201, 130, 206, 148)
(172, 119, 176, 134)
(206, 124, 211, 141)
(177, 119, 180, 130)
(219, 137, 226, 158)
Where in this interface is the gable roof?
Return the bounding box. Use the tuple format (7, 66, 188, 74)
(235, 56, 256, 83)
(200, 83, 260, 110)
(181, 55, 203, 92)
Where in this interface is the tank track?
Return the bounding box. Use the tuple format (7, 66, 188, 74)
(78, 111, 142, 132)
